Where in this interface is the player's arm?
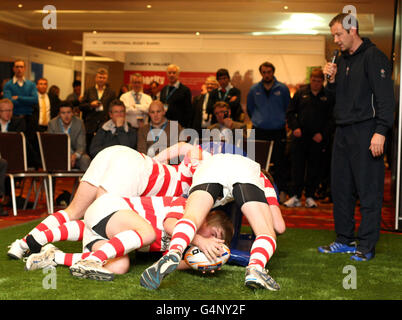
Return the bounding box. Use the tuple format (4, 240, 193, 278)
(153, 142, 198, 163)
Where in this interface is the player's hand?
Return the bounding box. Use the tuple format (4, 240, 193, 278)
(196, 236, 225, 263)
(324, 62, 337, 83)
(293, 128, 302, 138)
(312, 132, 323, 143)
(369, 133, 386, 157)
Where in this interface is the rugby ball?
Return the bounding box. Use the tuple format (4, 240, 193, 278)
(184, 244, 231, 271)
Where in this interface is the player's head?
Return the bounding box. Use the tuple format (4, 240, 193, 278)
(198, 209, 234, 246)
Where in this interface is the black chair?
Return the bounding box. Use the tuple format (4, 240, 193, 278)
(36, 132, 84, 213)
(241, 139, 274, 172)
(0, 132, 51, 216)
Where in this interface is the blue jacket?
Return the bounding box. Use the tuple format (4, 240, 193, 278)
(247, 77, 290, 130)
(3, 79, 38, 116)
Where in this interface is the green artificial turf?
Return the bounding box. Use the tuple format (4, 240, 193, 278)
(1, 219, 402, 300)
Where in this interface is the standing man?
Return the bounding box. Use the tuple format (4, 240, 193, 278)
(80, 68, 116, 151)
(285, 68, 334, 208)
(247, 62, 291, 202)
(119, 73, 152, 129)
(149, 81, 161, 101)
(36, 78, 59, 132)
(47, 101, 91, 171)
(318, 13, 395, 261)
(210, 68, 242, 122)
(160, 64, 193, 128)
(3, 60, 40, 167)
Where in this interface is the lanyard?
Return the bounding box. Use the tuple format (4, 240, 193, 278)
(219, 89, 229, 101)
(150, 121, 168, 142)
(132, 92, 141, 104)
(166, 86, 177, 101)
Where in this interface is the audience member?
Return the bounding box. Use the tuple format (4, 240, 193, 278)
(137, 100, 182, 156)
(207, 101, 247, 141)
(47, 101, 91, 171)
(66, 80, 82, 107)
(284, 68, 334, 208)
(36, 78, 59, 132)
(160, 64, 193, 128)
(2, 60, 39, 166)
(192, 76, 219, 136)
(247, 61, 291, 203)
(118, 84, 129, 98)
(149, 81, 161, 100)
(89, 100, 137, 158)
(209, 68, 242, 122)
(80, 68, 117, 151)
(0, 158, 7, 216)
(119, 73, 152, 129)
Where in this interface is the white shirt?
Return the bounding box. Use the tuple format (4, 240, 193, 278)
(13, 76, 25, 87)
(120, 90, 152, 128)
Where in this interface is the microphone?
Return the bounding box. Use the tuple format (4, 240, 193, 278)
(326, 49, 339, 80)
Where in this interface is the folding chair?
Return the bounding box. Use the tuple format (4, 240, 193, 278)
(36, 132, 85, 213)
(0, 132, 51, 216)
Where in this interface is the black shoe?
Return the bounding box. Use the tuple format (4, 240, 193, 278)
(0, 204, 8, 216)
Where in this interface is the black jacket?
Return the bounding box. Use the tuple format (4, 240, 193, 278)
(326, 38, 394, 135)
(160, 83, 193, 128)
(287, 85, 335, 140)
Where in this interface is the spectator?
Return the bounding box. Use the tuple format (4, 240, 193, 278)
(247, 61, 291, 203)
(137, 100, 183, 156)
(118, 84, 129, 98)
(89, 100, 137, 158)
(66, 80, 82, 107)
(209, 68, 242, 122)
(318, 13, 395, 261)
(80, 68, 117, 151)
(47, 101, 91, 171)
(36, 78, 59, 132)
(160, 64, 193, 128)
(149, 81, 161, 101)
(119, 73, 152, 129)
(192, 76, 219, 136)
(284, 68, 334, 208)
(207, 101, 247, 141)
(3, 60, 40, 167)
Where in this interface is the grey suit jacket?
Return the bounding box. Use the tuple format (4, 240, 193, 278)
(47, 116, 87, 156)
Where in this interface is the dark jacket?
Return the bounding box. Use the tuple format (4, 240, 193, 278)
(160, 83, 193, 128)
(326, 38, 394, 135)
(208, 87, 242, 122)
(287, 85, 335, 140)
(89, 120, 137, 158)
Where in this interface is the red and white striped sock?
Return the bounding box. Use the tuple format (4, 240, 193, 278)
(32, 220, 85, 246)
(168, 219, 197, 254)
(248, 234, 276, 270)
(87, 230, 143, 263)
(54, 252, 91, 266)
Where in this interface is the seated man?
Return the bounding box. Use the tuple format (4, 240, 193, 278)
(207, 101, 247, 141)
(137, 100, 183, 156)
(25, 194, 234, 282)
(89, 100, 137, 158)
(47, 101, 91, 171)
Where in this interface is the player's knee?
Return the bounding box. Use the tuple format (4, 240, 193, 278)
(138, 223, 156, 246)
(275, 223, 286, 235)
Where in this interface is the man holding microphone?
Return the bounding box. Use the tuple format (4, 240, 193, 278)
(318, 13, 395, 261)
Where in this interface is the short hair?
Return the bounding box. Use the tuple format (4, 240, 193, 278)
(109, 99, 125, 110)
(59, 100, 73, 110)
(205, 209, 234, 246)
(213, 101, 230, 112)
(0, 98, 13, 108)
(132, 73, 143, 80)
(205, 76, 218, 84)
(259, 61, 275, 74)
(96, 68, 108, 75)
(13, 59, 25, 67)
(167, 64, 180, 73)
(329, 13, 359, 34)
(310, 68, 324, 80)
(216, 68, 230, 80)
(150, 81, 159, 87)
(72, 80, 81, 87)
(149, 100, 164, 111)
(36, 77, 48, 84)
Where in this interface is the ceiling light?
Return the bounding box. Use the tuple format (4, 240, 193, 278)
(92, 31, 97, 34)
(18, 4, 23, 8)
(195, 32, 200, 36)
(147, 5, 152, 9)
(274, 13, 324, 35)
(284, 6, 288, 10)
(48, 46, 52, 50)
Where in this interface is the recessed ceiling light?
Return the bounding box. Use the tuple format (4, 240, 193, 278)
(66, 51, 70, 54)
(147, 5, 152, 9)
(284, 6, 289, 10)
(48, 46, 52, 50)
(92, 30, 97, 34)
(195, 32, 200, 36)
(18, 4, 23, 8)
